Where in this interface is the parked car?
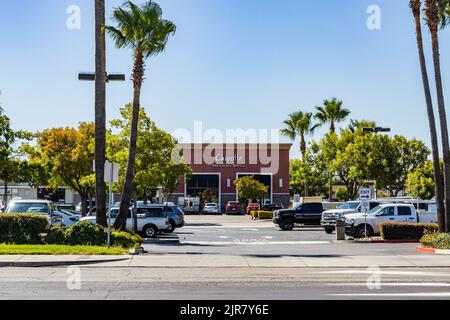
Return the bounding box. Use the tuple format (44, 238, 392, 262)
(4, 200, 63, 227)
(75, 200, 96, 213)
(146, 204, 185, 233)
(273, 202, 324, 231)
(345, 203, 438, 238)
(56, 203, 76, 211)
(262, 204, 283, 212)
(321, 200, 380, 234)
(203, 203, 220, 214)
(246, 203, 260, 214)
(80, 206, 171, 238)
(59, 209, 81, 227)
(226, 201, 243, 215)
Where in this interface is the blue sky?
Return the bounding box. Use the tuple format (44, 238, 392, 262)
(1, 0, 450, 157)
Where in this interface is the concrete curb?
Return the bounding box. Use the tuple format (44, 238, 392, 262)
(416, 246, 450, 255)
(0, 257, 130, 268)
(352, 239, 419, 244)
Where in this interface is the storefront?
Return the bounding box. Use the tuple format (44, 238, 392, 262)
(170, 143, 292, 212)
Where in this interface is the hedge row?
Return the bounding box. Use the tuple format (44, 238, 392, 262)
(0, 214, 142, 249)
(380, 222, 439, 240)
(421, 232, 450, 249)
(47, 221, 142, 248)
(0, 214, 48, 244)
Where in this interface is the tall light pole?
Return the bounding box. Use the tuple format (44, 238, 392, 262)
(78, 71, 125, 224)
(362, 126, 391, 200)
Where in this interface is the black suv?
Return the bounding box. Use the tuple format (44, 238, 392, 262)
(273, 202, 324, 231)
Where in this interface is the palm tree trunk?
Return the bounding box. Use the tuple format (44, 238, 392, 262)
(3, 179, 8, 207)
(411, 1, 446, 232)
(94, 0, 107, 227)
(430, 29, 450, 232)
(115, 51, 144, 229)
(300, 136, 309, 196)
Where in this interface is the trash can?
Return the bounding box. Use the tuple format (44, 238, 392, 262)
(336, 218, 346, 241)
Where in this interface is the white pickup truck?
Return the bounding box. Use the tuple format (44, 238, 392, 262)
(344, 203, 437, 238)
(80, 206, 171, 238)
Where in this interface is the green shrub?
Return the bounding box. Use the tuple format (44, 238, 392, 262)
(335, 187, 348, 202)
(65, 221, 106, 246)
(257, 211, 273, 220)
(380, 222, 439, 240)
(111, 231, 142, 249)
(0, 214, 48, 244)
(46, 227, 67, 245)
(421, 232, 450, 249)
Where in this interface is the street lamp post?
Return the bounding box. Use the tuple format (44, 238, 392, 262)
(79, 71, 125, 228)
(362, 126, 391, 202)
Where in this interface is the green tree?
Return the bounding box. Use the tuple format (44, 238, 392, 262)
(0, 107, 33, 205)
(314, 98, 351, 200)
(234, 176, 269, 204)
(94, 0, 108, 226)
(315, 98, 350, 134)
(106, 0, 176, 229)
(107, 104, 191, 203)
(281, 111, 318, 159)
(406, 161, 437, 200)
(410, 0, 445, 232)
(28, 123, 96, 216)
(425, 0, 450, 232)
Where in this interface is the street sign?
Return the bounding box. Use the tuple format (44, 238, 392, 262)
(360, 199, 370, 213)
(359, 188, 371, 200)
(104, 162, 119, 183)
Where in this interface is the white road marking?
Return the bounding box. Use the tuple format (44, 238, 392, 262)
(327, 292, 450, 297)
(316, 270, 450, 277)
(218, 236, 229, 239)
(264, 236, 274, 239)
(330, 282, 450, 287)
(180, 240, 330, 246)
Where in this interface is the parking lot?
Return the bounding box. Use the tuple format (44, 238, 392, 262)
(142, 214, 422, 257)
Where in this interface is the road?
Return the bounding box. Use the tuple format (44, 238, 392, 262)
(2, 266, 450, 299)
(1, 215, 450, 300)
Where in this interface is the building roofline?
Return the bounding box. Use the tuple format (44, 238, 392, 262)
(178, 143, 292, 150)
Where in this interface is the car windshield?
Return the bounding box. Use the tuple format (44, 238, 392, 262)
(339, 202, 360, 210)
(6, 202, 49, 214)
(205, 203, 216, 207)
(368, 205, 382, 215)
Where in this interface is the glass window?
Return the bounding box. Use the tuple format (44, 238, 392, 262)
(369, 202, 380, 210)
(398, 207, 412, 216)
(380, 207, 395, 216)
(145, 208, 164, 218)
(6, 202, 50, 215)
(339, 202, 360, 210)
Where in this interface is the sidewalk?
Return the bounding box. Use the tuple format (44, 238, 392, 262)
(1, 253, 449, 268)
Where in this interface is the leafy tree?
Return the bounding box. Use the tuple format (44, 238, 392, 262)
(0, 107, 33, 205)
(406, 161, 437, 200)
(107, 104, 191, 204)
(315, 98, 350, 134)
(234, 176, 269, 204)
(28, 123, 95, 216)
(106, 0, 176, 229)
(409, 0, 445, 232)
(281, 111, 318, 159)
(314, 98, 351, 200)
(335, 187, 348, 202)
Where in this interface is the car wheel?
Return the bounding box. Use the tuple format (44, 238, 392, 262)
(325, 227, 334, 234)
(279, 219, 294, 231)
(164, 220, 176, 234)
(355, 225, 373, 238)
(143, 225, 158, 238)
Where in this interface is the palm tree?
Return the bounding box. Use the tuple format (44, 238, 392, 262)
(314, 98, 350, 134)
(94, 0, 107, 227)
(410, 0, 445, 232)
(425, 0, 450, 232)
(281, 111, 317, 196)
(106, 0, 176, 229)
(281, 111, 317, 159)
(315, 98, 350, 201)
